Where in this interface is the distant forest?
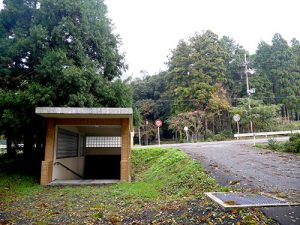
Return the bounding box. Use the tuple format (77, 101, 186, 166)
(131, 31, 300, 143)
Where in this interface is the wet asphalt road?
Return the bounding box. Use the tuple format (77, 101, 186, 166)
(140, 138, 300, 225)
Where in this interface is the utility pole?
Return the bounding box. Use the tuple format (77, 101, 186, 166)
(244, 54, 254, 133)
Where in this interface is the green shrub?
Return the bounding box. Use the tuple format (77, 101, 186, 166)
(213, 130, 233, 141)
(284, 134, 300, 153)
(205, 130, 214, 140)
(220, 130, 233, 138)
(206, 138, 213, 142)
(268, 138, 280, 150)
(213, 134, 226, 141)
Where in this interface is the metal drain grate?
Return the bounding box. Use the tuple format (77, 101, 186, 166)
(205, 192, 298, 208)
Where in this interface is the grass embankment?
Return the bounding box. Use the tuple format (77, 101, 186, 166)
(131, 148, 218, 197)
(0, 148, 277, 224)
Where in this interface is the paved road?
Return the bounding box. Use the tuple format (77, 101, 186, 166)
(179, 140, 300, 200)
(139, 138, 300, 224)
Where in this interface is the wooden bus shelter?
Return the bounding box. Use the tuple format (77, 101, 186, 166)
(35, 107, 133, 185)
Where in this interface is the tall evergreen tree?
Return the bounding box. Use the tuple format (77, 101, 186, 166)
(254, 34, 300, 120)
(166, 30, 226, 114)
(219, 36, 247, 101)
(0, 0, 131, 155)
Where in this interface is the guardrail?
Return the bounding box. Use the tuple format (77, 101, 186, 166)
(234, 130, 300, 138)
(234, 130, 300, 145)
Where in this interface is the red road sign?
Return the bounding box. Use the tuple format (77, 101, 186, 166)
(155, 119, 163, 127)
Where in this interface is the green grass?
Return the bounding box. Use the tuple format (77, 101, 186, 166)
(0, 173, 41, 201)
(131, 148, 218, 197)
(59, 148, 218, 201)
(0, 148, 217, 202)
(0, 173, 40, 192)
(0, 155, 42, 200)
(254, 143, 268, 149)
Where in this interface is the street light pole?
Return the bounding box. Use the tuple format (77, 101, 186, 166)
(244, 54, 254, 133)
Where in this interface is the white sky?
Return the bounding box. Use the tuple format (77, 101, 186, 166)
(1, 0, 300, 78)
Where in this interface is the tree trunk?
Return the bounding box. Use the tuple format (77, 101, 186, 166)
(6, 135, 15, 156)
(219, 114, 222, 132)
(212, 115, 215, 134)
(282, 105, 286, 122)
(204, 117, 208, 139)
(227, 111, 232, 131)
(23, 131, 34, 157)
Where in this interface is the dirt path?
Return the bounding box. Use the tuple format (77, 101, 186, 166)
(176, 141, 300, 225)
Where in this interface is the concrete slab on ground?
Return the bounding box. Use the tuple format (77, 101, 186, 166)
(48, 179, 120, 186)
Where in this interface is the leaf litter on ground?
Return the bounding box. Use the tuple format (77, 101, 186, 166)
(0, 148, 279, 224)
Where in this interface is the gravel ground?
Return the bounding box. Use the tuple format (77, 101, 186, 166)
(0, 193, 278, 225)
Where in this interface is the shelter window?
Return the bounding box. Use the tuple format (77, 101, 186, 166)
(78, 135, 85, 156)
(56, 128, 78, 159)
(86, 136, 121, 148)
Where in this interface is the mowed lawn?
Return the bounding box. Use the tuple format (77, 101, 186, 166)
(0, 148, 278, 224)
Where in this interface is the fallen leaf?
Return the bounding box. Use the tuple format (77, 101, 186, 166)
(224, 200, 236, 205)
(231, 209, 238, 214)
(229, 180, 241, 185)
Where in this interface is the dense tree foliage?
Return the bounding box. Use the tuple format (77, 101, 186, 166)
(230, 99, 280, 132)
(166, 30, 226, 113)
(131, 72, 171, 144)
(132, 31, 300, 142)
(219, 36, 247, 100)
(0, 0, 132, 154)
(253, 34, 300, 120)
(0, 0, 299, 147)
(131, 71, 170, 121)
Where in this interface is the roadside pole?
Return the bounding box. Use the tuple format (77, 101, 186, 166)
(138, 127, 141, 145)
(157, 126, 160, 146)
(244, 54, 254, 134)
(154, 119, 163, 146)
(184, 126, 189, 143)
(233, 114, 241, 140)
(145, 120, 148, 145)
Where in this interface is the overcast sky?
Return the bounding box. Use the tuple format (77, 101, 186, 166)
(1, 0, 300, 78)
